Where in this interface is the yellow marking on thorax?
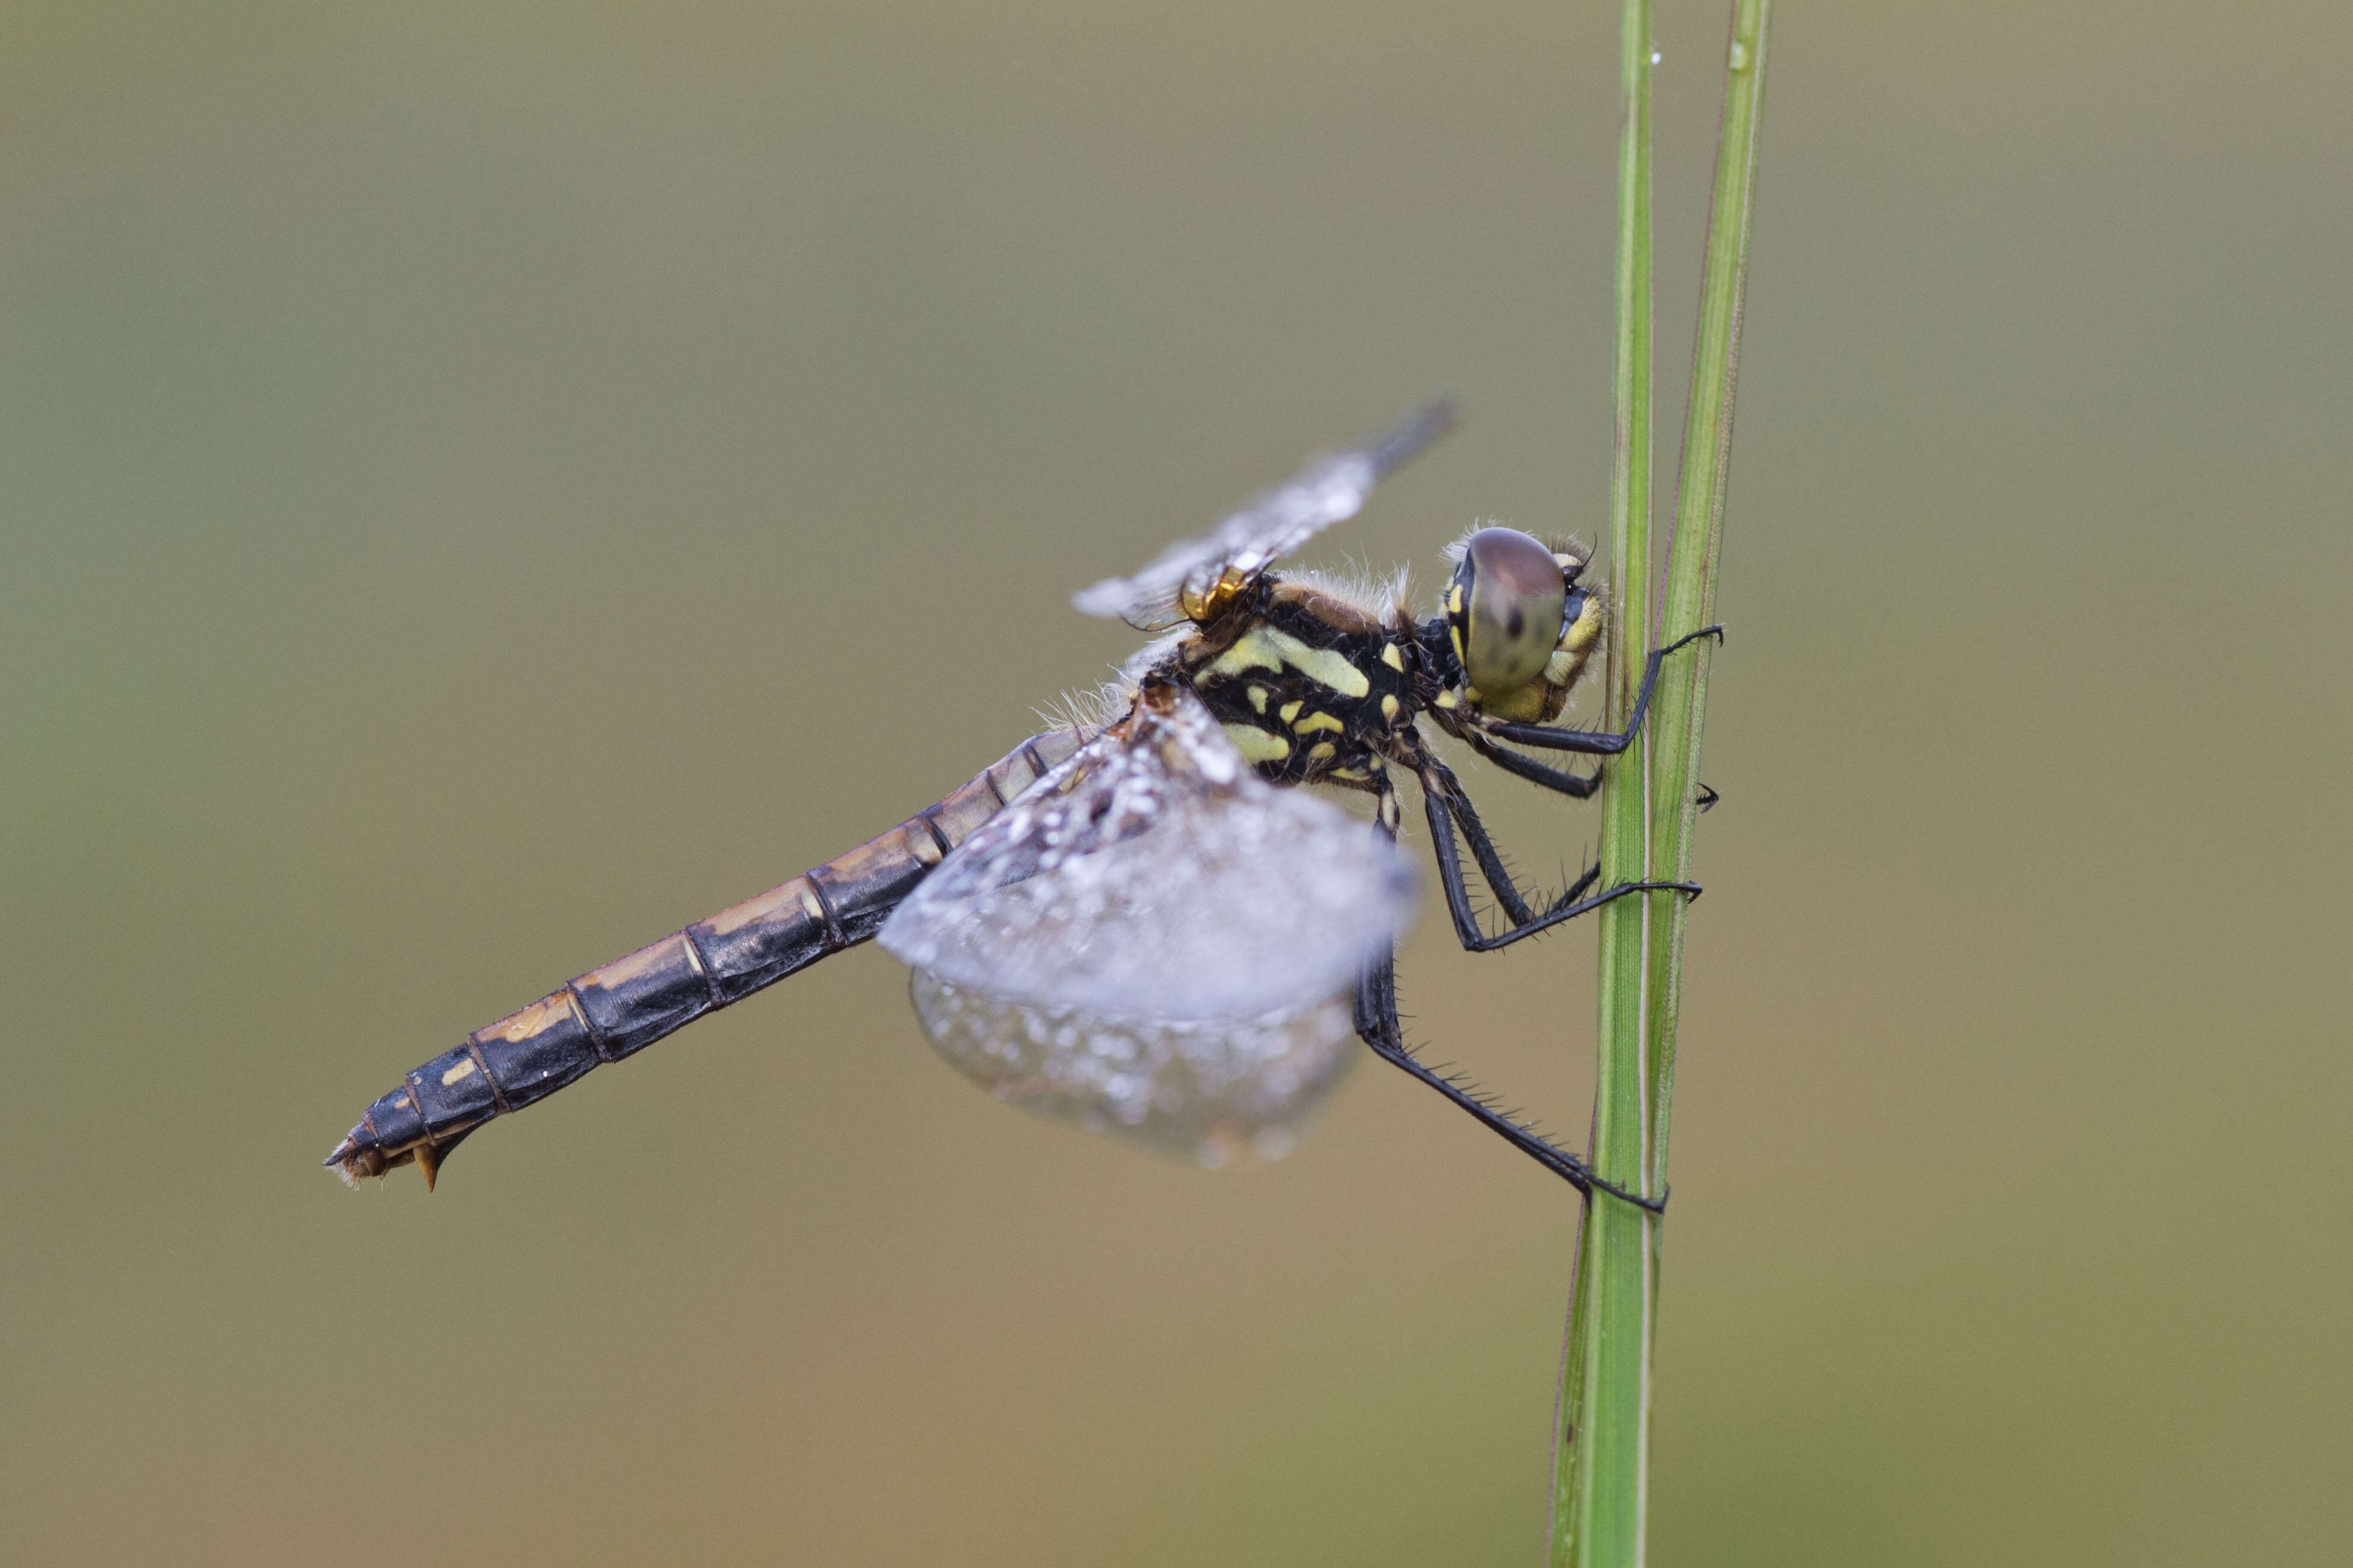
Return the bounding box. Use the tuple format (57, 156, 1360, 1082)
(1206, 626, 1371, 697)
(1379, 694, 1400, 723)
(1292, 711, 1345, 736)
(1304, 741, 1338, 763)
(1247, 685, 1268, 714)
(1278, 699, 1303, 723)
(1380, 642, 1406, 672)
(1206, 627, 1283, 680)
(1222, 723, 1292, 763)
(1434, 688, 1459, 709)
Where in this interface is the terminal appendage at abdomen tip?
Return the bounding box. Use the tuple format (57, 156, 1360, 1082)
(323, 1121, 472, 1191)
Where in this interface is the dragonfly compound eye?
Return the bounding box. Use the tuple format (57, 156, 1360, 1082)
(1449, 527, 1567, 699)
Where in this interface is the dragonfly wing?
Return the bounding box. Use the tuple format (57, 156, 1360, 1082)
(1070, 396, 1458, 629)
(877, 682, 1416, 1163)
(906, 975, 1360, 1166)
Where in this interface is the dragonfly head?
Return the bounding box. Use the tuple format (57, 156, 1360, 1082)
(1439, 528, 1600, 724)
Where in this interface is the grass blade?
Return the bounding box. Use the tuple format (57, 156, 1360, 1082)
(1552, 4, 1768, 1564)
(1646, 0, 1769, 1198)
(1551, 0, 1654, 1560)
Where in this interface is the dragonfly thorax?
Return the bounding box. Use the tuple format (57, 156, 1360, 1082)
(1171, 576, 1421, 786)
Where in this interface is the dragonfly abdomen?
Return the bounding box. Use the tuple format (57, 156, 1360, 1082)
(324, 726, 1095, 1188)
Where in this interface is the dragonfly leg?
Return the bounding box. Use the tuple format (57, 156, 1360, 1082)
(1477, 623, 1723, 755)
(1419, 756, 1541, 927)
(1415, 757, 1696, 954)
(1349, 948, 1663, 1209)
(1461, 730, 1604, 797)
(1353, 778, 1663, 1209)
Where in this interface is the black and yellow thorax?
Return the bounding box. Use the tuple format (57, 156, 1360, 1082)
(1173, 578, 1421, 785)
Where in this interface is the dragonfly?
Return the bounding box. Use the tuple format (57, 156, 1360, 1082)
(323, 398, 1718, 1206)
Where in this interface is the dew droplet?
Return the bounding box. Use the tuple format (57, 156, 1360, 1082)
(1728, 39, 1750, 71)
(1650, 48, 1662, 65)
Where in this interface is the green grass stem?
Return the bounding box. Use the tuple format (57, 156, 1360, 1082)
(1551, 4, 1768, 1564)
(1549, 0, 1654, 1562)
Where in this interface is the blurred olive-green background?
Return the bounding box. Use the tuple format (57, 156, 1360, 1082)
(6, 3, 2349, 1564)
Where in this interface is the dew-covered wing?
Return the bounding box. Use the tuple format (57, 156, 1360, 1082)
(878, 683, 1414, 1022)
(905, 975, 1363, 1167)
(1070, 396, 1458, 629)
(876, 683, 1416, 1163)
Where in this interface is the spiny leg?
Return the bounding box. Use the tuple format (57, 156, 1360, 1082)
(1461, 730, 1603, 798)
(1422, 752, 1604, 924)
(1419, 758, 1539, 927)
(1478, 624, 1723, 755)
(1416, 757, 1695, 954)
(1348, 930, 1662, 1209)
